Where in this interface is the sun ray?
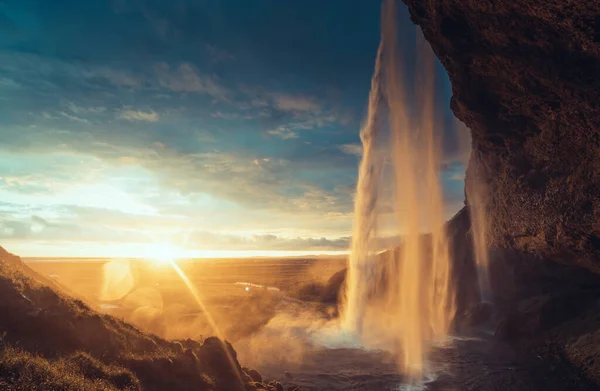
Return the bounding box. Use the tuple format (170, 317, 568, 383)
(165, 257, 244, 387)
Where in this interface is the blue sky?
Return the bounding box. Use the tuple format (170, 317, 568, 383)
(0, 0, 469, 257)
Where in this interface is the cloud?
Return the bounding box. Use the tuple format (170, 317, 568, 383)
(206, 44, 236, 63)
(155, 62, 229, 101)
(0, 214, 151, 243)
(187, 230, 349, 251)
(231, 90, 345, 137)
(211, 111, 239, 120)
(267, 127, 298, 140)
(41, 112, 61, 120)
(38, 110, 90, 124)
(58, 111, 89, 124)
(339, 143, 363, 156)
(119, 109, 159, 122)
(0, 77, 20, 88)
(66, 102, 106, 115)
(86, 67, 143, 88)
(272, 94, 321, 113)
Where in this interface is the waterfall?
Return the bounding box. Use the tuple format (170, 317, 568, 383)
(342, 0, 455, 381)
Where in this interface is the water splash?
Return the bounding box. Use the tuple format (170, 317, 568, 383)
(343, 0, 455, 382)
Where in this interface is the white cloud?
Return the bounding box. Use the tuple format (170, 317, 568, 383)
(267, 127, 298, 140)
(272, 93, 321, 112)
(58, 111, 90, 123)
(339, 143, 363, 156)
(119, 109, 159, 122)
(66, 102, 106, 115)
(211, 111, 239, 120)
(41, 111, 60, 120)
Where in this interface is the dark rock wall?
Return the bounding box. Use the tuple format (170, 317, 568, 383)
(401, 0, 600, 271)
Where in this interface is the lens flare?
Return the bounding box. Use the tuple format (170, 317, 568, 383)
(100, 259, 135, 301)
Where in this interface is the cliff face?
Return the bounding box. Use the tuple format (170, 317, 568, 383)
(402, 0, 600, 271)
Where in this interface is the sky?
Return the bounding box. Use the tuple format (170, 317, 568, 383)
(0, 0, 469, 258)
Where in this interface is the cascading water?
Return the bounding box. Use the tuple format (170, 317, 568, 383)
(466, 165, 492, 303)
(342, 13, 387, 339)
(343, 0, 455, 382)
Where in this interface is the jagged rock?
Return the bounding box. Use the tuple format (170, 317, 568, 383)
(197, 337, 246, 391)
(241, 371, 254, 384)
(247, 368, 263, 383)
(401, 0, 600, 272)
(268, 381, 284, 391)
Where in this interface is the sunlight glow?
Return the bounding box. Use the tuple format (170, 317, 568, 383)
(144, 242, 187, 265)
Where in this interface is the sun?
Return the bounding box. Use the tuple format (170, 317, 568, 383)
(145, 242, 185, 266)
